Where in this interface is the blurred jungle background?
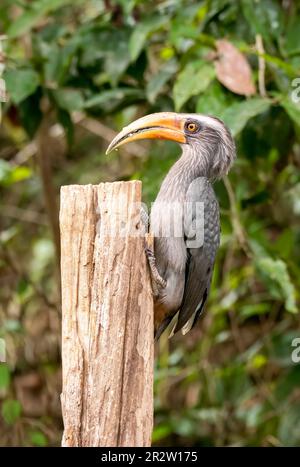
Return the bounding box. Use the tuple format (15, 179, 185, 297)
(0, 0, 300, 447)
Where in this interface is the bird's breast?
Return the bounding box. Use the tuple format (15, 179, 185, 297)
(150, 198, 187, 276)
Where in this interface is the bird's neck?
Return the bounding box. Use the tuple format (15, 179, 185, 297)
(156, 145, 211, 201)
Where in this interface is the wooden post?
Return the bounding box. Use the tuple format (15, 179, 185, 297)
(60, 181, 154, 447)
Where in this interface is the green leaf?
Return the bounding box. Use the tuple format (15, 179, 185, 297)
(242, 48, 298, 77)
(152, 424, 172, 443)
(173, 62, 215, 111)
(242, 0, 282, 41)
(104, 33, 132, 86)
(10, 167, 32, 184)
(256, 257, 297, 313)
(281, 97, 300, 128)
(129, 15, 168, 61)
(7, 0, 79, 38)
(196, 81, 232, 117)
(249, 354, 268, 370)
(240, 303, 270, 319)
(44, 40, 79, 86)
(146, 60, 178, 104)
(18, 89, 43, 138)
(285, 19, 300, 56)
(0, 160, 32, 187)
(52, 88, 84, 112)
(169, 4, 203, 49)
(220, 98, 270, 136)
(30, 430, 48, 447)
(7, 13, 40, 39)
(1, 399, 22, 425)
(4, 68, 40, 105)
(80, 28, 132, 86)
(273, 229, 294, 259)
(84, 88, 144, 113)
(276, 367, 300, 399)
(0, 365, 10, 390)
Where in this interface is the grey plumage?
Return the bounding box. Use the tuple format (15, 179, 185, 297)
(150, 115, 235, 338)
(106, 112, 236, 339)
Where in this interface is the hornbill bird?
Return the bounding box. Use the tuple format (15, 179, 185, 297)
(107, 112, 236, 339)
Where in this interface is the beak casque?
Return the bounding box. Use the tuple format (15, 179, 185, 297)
(106, 112, 186, 154)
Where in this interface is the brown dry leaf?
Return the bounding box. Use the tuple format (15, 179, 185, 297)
(215, 39, 256, 96)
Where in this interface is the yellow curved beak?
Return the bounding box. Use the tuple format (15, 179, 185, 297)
(106, 112, 186, 154)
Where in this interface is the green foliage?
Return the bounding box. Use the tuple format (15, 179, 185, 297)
(4, 69, 40, 105)
(173, 62, 215, 111)
(221, 98, 271, 136)
(0, 160, 32, 186)
(129, 14, 168, 61)
(256, 257, 297, 313)
(0, 0, 300, 447)
(29, 430, 48, 447)
(1, 400, 22, 425)
(281, 97, 300, 127)
(7, 0, 82, 38)
(146, 60, 178, 104)
(0, 365, 10, 390)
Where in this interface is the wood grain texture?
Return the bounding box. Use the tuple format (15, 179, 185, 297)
(60, 181, 153, 447)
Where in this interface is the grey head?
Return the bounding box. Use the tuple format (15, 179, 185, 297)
(106, 112, 236, 180)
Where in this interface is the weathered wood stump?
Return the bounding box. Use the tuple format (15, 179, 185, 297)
(60, 181, 153, 447)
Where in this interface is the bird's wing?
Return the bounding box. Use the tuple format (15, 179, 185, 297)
(171, 177, 220, 335)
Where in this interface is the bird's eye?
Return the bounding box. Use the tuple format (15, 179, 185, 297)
(185, 121, 200, 134)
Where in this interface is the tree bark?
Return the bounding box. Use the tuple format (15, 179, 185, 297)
(60, 181, 153, 447)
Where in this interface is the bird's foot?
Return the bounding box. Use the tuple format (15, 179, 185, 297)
(144, 243, 166, 297)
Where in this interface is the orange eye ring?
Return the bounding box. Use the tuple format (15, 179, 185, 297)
(184, 121, 200, 134)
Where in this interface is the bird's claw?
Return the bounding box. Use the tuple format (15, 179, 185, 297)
(154, 271, 167, 289)
(144, 243, 167, 293)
